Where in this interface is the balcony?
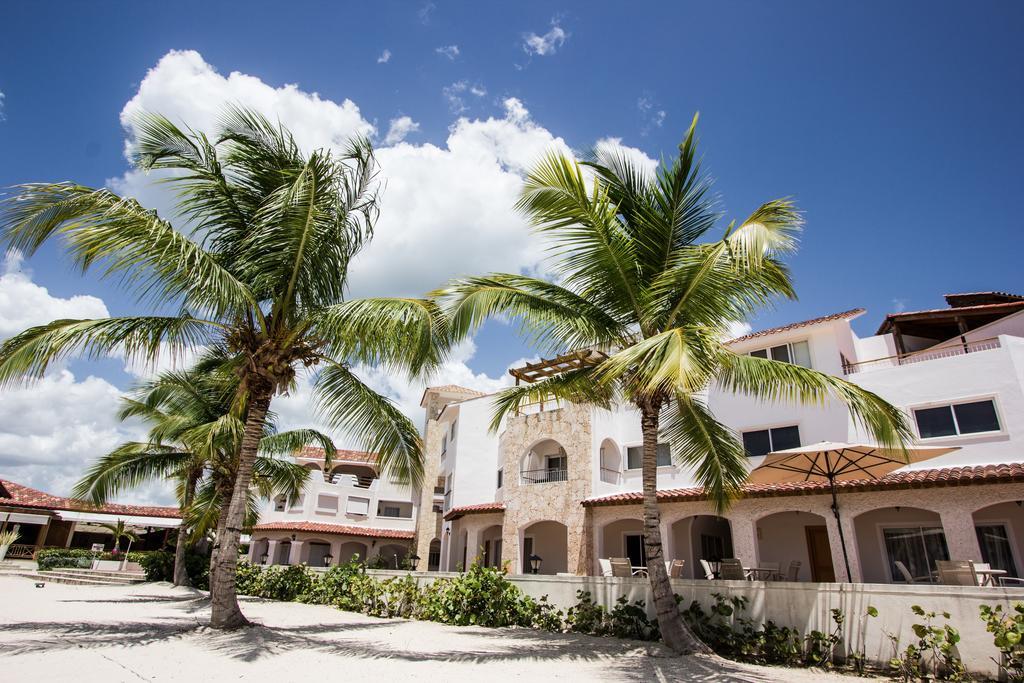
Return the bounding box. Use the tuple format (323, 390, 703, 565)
(599, 467, 621, 485)
(521, 467, 568, 484)
(843, 337, 1001, 375)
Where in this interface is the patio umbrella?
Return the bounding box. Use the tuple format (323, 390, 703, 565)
(745, 441, 959, 581)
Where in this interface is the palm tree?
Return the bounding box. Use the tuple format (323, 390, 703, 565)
(98, 519, 139, 555)
(435, 115, 913, 653)
(73, 353, 333, 587)
(0, 107, 447, 628)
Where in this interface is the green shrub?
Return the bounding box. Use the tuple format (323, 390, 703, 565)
(137, 550, 211, 589)
(233, 563, 314, 602)
(980, 603, 1024, 682)
(417, 563, 560, 629)
(565, 590, 658, 641)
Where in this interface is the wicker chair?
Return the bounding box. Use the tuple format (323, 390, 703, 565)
(609, 557, 633, 578)
(719, 558, 747, 581)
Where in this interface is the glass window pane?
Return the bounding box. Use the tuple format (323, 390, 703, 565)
(884, 527, 926, 581)
(742, 430, 772, 457)
(791, 341, 812, 368)
(953, 401, 1000, 434)
(977, 524, 1019, 577)
(770, 425, 801, 451)
(750, 349, 768, 359)
(770, 345, 791, 363)
(626, 446, 642, 469)
(914, 406, 957, 438)
(656, 442, 672, 466)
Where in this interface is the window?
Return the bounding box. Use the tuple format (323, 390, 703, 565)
(496, 467, 503, 489)
(626, 443, 672, 469)
(273, 494, 286, 512)
(749, 340, 812, 368)
(315, 494, 338, 514)
(380, 505, 402, 518)
(913, 400, 1000, 438)
(977, 524, 1019, 577)
(884, 526, 949, 582)
(346, 496, 370, 516)
(741, 425, 800, 457)
(287, 495, 305, 513)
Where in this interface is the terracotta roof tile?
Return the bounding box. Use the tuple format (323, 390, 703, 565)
(0, 478, 181, 518)
(727, 309, 865, 345)
(583, 463, 1024, 507)
(443, 502, 505, 521)
(251, 521, 413, 540)
(295, 447, 378, 465)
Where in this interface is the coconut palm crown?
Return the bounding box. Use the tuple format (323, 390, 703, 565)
(435, 114, 913, 653)
(0, 107, 449, 628)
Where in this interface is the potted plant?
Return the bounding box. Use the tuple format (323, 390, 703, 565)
(0, 528, 19, 562)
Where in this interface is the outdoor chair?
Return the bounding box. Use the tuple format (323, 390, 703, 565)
(609, 557, 633, 578)
(785, 560, 802, 581)
(719, 558, 747, 581)
(936, 560, 980, 586)
(598, 558, 612, 577)
(666, 559, 686, 578)
(760, 561, 781, 580)
(894, 560, 933, 584)
(997, 575, 1024, 587)
(700, 559, 716, 580)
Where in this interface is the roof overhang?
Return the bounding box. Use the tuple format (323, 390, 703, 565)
(56, 510, 181, 528)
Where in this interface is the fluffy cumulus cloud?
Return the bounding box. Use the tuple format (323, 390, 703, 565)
(376, 49, 391, 64)
(435, 45, 460, 60)
(0, 251, 109, 336)
(523, 22, 568, 56)
(5, 49, 662, 501)
(383, 115, 420, 145)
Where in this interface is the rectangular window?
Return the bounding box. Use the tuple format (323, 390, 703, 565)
(496, 468, 503, 489)
(287, 495, 305, 513)
(749, 340, 812, 368)
(315, 494, 338, 514)
(741, 425, 801, 457)
(346, 496, 370, 516)
(914, 399, 1000, 438)
(883, 526, 950, 582)
(626, 443, 672, 469)
(380, 506, 402, 518)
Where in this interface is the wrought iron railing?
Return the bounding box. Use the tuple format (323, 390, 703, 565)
(843, 337, 1001, 375)
(520, 467, 569, 484)
(4, 544, 36, 559)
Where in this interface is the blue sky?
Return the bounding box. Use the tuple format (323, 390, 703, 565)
(0, 1, 1021, 499)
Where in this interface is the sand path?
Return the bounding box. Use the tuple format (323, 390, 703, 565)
(0, 576, 869, 682)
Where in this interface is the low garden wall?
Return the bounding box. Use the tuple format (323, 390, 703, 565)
(368, 569, 1024, 678)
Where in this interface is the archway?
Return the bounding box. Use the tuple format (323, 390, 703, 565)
(670, 515, 733, 579)
(378, 543, 408, 568)
(328, 463, 377, 488)
(600, 518, 645, 567)
(427, 538, 441, 571)
(305, 539, 332, 567)
(521, 520, 568, 574)
(250, 538, 270, 564)
(756, 511, 832, 581)
(338, 541, 368, 564)
(520, 439, 568, 485)
(599, 438, 622, 484)
(854, 506, 946, 583)
(275, 540, 292, 565)
(973, 500, 1024, 579)
(480, 525, 503, 568)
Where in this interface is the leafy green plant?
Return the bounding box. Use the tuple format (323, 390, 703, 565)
(887, 605, 965, 681)
(847, 605, 878, 676)
(981, 603, 1024, 682)
(803, 608, 844, 668)
(137, 550, 211, 589)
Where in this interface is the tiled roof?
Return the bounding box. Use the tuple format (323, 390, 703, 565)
(443, 502, 506, 521)
(726, 309, 865, 345)
(420, 385, 488, 407)
(583, 463, 1024, 507)
(295, 447, 378, 465)
(876, 300, 1024, 334)
(0, 478, 181, 518)
(251, 521, 414, 540)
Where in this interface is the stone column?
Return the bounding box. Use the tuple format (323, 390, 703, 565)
(730, 514, 758, 572)
(940, 507, 983, 563)
(464, 525, 481, 568)
(288, 540, 305, 566)
(264, 539, 280, 565)
(823, 507, 862, 583)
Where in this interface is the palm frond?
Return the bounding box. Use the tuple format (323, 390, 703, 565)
(259, 429, 337, 463)
(72, 443, 192, 505)
(486, 367, 612, 432)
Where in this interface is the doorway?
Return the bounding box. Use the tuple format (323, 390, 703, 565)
(805, 525, 836, 582)
(625, 533, 647, 567)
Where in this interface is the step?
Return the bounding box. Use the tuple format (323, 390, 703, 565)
(55, 568, 146, 579)
(40, 570, 145, 584)
(10, 572, 121, 587)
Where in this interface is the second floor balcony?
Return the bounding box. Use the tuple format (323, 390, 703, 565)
(844, 337, 1001, 375)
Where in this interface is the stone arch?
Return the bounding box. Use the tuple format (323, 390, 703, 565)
(598, 438, 622, 484)
(755, 510, 832, 582)
(598, 517, 645, 567)
(669, 515, 734, 579)
(378, 543, 409, 569)
(973, 500, 1024, 579)
(338, 540, 368, 564)
(275, 540, 292, 565)
(519, 437, 569, 485)
(853, 505, 946, 583)
(427, 537, 442, 571)
(479, 524, 503, 568)
(520, 519, 568, 575)
(303, 538, 332, 567)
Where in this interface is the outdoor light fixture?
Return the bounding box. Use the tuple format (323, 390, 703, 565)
(260, 553, 268, 565)
(291, 533, 297, 541)
(323, 553, 333, 567)
(409, 554, 421, 571)
(529, 554, 542, 574)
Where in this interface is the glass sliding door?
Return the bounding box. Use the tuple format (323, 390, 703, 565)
(977, 524, 1019, 577)
(883, 526, 950, 582)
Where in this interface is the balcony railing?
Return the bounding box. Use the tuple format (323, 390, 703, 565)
(521, 467, 569, 484)
(4, 544, 36, 559)
(513, 396, 564, 416)
(599, 467, 621, 484)
(843, 337, 1001, 375)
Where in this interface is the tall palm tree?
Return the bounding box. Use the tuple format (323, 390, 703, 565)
(436, 115, 913, 653)
(73, 353, 333, 587)
(0, 107, 447, 628)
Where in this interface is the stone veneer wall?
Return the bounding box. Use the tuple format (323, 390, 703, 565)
(498, 404, 593, 574)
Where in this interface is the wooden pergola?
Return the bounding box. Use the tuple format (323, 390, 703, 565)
(507, 349, 607, 384)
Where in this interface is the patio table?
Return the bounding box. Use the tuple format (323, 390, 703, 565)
(745, 567, 780, 581)
(975, 568, 1008, 586)
(631, 566, 648, 577)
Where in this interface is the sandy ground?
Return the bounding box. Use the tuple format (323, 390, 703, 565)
(0, 576, 865, 682)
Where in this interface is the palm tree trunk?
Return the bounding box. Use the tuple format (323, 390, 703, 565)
(207, 479, 234, 603)
(640, 402, 711, 655)
(209, 389, 272, 629)
(172, 469, 200, 588)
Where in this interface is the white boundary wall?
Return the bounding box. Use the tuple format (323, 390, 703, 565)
(369, 570, 1024, 678)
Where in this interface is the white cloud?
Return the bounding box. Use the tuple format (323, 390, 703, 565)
(725, 321, 753, 341)
(523, 23, 567, 56)
(435, 45, 460, 60)
(418, 2, 435, 24)
(377, 49, 392, 64)
(637, 94, 667, 136)
(442, 80, 486, 114)
(383, 115, 420, 145)
(0, 250, 109, 337)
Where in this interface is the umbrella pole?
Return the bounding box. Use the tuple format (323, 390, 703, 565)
(829, 475, 853, 582)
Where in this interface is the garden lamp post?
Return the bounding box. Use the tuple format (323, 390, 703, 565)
(323, 553, 333, 567)
(409, 554, 420, 571)
(529, 554, 542, 574)
(260, 552, 268, 565)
